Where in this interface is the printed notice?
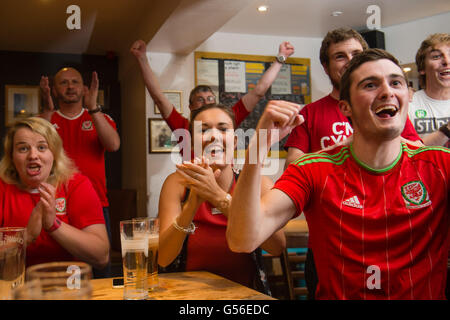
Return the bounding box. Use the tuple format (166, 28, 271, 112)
(196, 59, 219, 97)
(225, 61, 246, 93)
(271, 64, 291, 95)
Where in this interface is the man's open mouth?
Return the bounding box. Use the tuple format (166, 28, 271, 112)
(375, 105, 399, 118)
(439, 68, 450, 77)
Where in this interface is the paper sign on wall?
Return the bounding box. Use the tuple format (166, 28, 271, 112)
(271, 64, 291, 95)
(224, 61, 246, 93)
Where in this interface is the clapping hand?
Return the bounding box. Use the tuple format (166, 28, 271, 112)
(84, 71, 99, 111)
(40, 76, 55, 111)
(176, 157, 225, 205)
(38, 182, 57, 232)
(26, 202, 44, 244)
(26, 182, 57, 243)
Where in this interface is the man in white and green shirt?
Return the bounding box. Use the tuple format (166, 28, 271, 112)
(409, 33, 450, 147)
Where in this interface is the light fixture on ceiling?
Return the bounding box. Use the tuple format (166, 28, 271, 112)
(403, 67, 412, 72)
(258, 5, 268, 13)
(331, 11, 343, 17)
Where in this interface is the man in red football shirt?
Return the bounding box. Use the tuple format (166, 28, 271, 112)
(285, 28, 422, 166)
(284, 28, 423, 297)
(40, 67, 120, 277)
(227, 49, 450, 299)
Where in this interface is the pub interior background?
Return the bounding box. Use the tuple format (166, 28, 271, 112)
(0, 0, 448, 237)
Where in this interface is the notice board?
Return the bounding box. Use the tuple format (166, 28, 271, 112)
(194, 51, 311, 156)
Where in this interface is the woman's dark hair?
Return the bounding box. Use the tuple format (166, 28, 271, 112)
(189, 103, 236, 135)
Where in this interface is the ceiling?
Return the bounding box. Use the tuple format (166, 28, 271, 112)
(0, 0, 448, 56)
(219, 0, 450, 38)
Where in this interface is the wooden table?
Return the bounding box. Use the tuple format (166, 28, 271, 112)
(91, 271, 275, 300)
(283, 219, 309, 248)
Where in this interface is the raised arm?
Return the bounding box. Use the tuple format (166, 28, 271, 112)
(84, 72, 120, 152)
(285, 147, 306, 170)
(39, 76, 55, 121)
(227, 100, 304, 253)
(241, 42, 295, 112)
(256, 176, 286, 256)
(130, 40, 175, 119)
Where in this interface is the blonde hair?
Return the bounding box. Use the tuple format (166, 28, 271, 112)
(0, 117, 76, 188)
(415, 33, 450, 88)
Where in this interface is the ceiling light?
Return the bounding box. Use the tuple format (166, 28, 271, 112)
(331, 11, 343, 17)
(403, 67, 412, 72)
(258, 5, 268, 12)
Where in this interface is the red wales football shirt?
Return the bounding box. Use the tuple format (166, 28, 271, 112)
(0, 173, 105, 266)
(50, 109, 117, 207)
(274, 143, 450, 299)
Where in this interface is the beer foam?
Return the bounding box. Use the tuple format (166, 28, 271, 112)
(121, 236, 148, 257)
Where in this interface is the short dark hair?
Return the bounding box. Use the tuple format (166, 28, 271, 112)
(320, 28, 369, 68)
(189, 103, 236, 136)
(339, 48, 404, 103)
(189, 85, 214, 105)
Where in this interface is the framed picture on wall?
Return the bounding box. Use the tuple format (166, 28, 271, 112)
(5, 85, 41, 126)
(148, 118, 179, 153)
(155, 90, 183, 114)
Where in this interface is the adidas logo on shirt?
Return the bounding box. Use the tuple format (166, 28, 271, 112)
(343, 195, 363, 209)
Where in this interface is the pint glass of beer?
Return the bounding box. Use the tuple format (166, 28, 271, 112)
(120, 220, 149, 300)
(133, 217, 159, 292)
(0, 227, 26, 300)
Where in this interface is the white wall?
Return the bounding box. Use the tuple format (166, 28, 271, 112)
(145, 52, 193, 217)
(146, 33, 328, 217)
(382, 11, 450, 64)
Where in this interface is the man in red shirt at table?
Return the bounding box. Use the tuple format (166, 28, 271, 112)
(227, 49, 450, 300)
(283, 28, 422, 298)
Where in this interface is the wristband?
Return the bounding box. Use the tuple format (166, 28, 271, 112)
(46, 217, 62, 233)
(172, 217, 196, 234)
(88, 105, 102, 114)
(438, 124, 450, 139)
